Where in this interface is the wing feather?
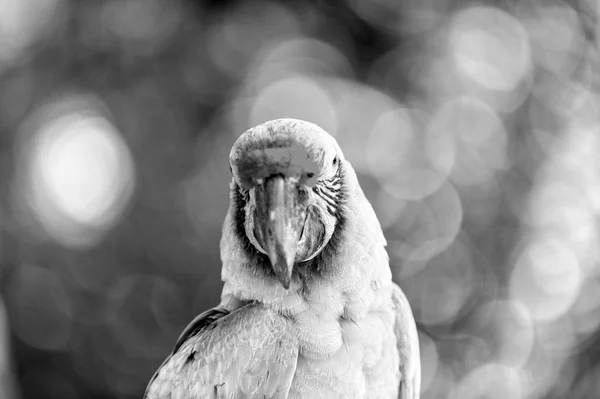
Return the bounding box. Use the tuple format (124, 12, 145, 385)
(391, 283, 421, 399)
(145, 303, 298, 399)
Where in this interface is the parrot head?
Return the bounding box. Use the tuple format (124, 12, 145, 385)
(229, 118, 345, 289)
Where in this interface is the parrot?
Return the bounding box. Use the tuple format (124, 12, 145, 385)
(144, 118, 420, 398)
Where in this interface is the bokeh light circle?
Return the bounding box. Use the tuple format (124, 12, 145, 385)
(509, 237, 583, 322)
(449, 6, 531, 93)
(16, 95, 136, 248)
(367, 108, 455, 200)
(388, 181, 463, 262)
(472, 300, 535, 368)
(248, 75, 338, 136)
(405, 237, 474, 326)
(451, 363, 523, 399)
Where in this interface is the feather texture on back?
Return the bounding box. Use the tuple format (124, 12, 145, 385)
(145, 304, 298, 399)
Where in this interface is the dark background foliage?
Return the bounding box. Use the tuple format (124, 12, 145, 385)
(0, 0, 599, 397)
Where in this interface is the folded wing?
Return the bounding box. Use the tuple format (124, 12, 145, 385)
(392, 283, 421, 399)
(145, 303, 299, 399)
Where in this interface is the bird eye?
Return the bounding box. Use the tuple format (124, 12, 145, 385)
(332, 156, 338, 167)
(306, 172, 314, 178)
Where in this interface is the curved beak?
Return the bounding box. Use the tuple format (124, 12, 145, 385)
(254, 175, 305, 289)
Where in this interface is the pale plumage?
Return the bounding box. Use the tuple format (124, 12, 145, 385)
(145, 118, 420, 399)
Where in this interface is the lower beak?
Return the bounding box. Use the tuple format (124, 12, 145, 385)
(254, 175, 304, 289)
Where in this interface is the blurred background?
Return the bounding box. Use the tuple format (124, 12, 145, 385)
(0, 0, 599, 397)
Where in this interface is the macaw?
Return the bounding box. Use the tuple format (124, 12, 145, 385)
(145, 118, 420, 398)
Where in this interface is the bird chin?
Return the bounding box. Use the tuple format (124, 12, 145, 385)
(295, 208, 326, 262)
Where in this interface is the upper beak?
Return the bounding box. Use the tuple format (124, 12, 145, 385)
(254, 175, 305, 289)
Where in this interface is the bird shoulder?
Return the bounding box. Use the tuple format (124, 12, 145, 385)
(145, 303, 299, 399)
